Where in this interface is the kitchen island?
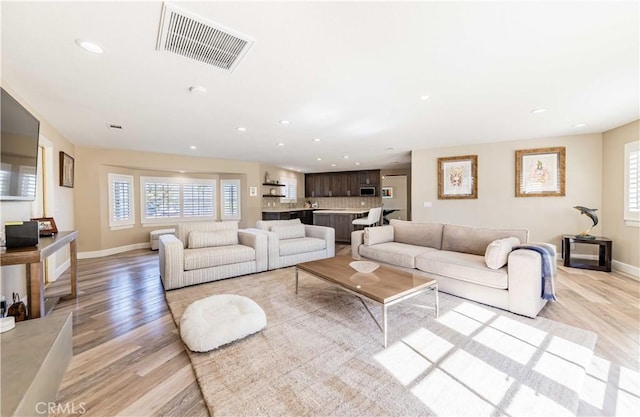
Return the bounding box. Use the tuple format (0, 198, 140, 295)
(313, 209, 369, 243)
(261, 208, 315, 224)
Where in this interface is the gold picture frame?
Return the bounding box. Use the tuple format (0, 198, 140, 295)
(437, 155, 478, 199)
(515, 147, 566, 197)
(59, 151, 74, 188)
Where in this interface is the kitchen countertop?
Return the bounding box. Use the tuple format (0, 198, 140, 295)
(261, 208, 316, 213)
(313, 209, 369, 214)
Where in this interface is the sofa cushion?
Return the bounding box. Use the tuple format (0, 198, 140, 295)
(256, 219, 301, 231)
(176, 221, 238, 248)
(415, 251, 508, 289)
(390, 219, 443, 249)
(359, 242, 437, 269)
(279, 237, 326, 256)
(270, 223, 306, 240)
(441, 224, 528, 256)
(184, 245, 256, 271)
(364, 225, 394, 246)
(485, 237, 521, 269)
(188, 230, 239, 249)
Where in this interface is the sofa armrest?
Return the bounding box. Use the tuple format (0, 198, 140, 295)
(158, 234, 184, 290)
(506, 243, 557, 317)
(239, 230, 268, 272)
(351, 230, 364, 260)
(304, 225, 335, 257)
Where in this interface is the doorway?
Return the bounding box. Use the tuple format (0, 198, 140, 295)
(381, 174, 408, 223)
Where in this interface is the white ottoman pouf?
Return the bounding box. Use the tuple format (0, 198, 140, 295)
(180, 294, 267, 352)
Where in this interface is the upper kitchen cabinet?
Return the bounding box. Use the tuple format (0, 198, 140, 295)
(305, 170, 380, 197)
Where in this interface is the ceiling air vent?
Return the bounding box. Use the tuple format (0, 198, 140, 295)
(157, 3, 254, 72)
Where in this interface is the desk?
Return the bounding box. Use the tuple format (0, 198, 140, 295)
(562, 234, 612, 272)
(1, 231, 78, 319)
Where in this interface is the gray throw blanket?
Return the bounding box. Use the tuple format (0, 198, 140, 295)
(513, 244, 557, 301)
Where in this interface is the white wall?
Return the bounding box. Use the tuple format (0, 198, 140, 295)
(411, 133, 603, 250)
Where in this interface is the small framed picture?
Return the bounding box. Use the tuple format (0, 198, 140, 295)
(382, 187, 393, 198)
(59, 152, 74, 188)
(31, 217, 58, 236)
(438, 155, 478, 199)
(515, 147, 566, 197)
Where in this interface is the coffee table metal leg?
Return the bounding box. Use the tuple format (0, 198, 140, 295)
(383, 304, 388, 348)
(435, 284, 439, 318)
(295, 267, 299, 294)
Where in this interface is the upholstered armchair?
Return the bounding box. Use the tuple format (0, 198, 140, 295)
(253, 219, 335, 270)
(159, 221, 268, 290)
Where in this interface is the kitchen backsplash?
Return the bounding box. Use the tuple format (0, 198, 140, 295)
(262, 196, 381, 210)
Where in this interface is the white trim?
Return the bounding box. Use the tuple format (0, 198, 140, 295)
(108, 173, 136, 229)
(612, 260, 640, 280)
(78, 242, 151, 259)
(624, 219, 640, 228)
(54, 259, 71, 280)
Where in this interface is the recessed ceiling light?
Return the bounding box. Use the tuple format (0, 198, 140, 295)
(572, 123, 587, 128)
(420, 95, 430, 101)
(312, 138, 321, 142)
(355, 162, 361, 165)
(316, 157, 322, 161)
(384, 147, 394, 151)
(391, 161, 400, 165)
(331, 163, 336, 167)
(343, 155, 349, 159)
(237, 127, 247, 132)
(75, 39, 103, 54)
(277, 142, 285, 146)
(530, 108, 547, 114)
(188, 85, 207, 94)
(190, 145, 197, 150)
(279, 120, 290, 125)
(178, 170, 186, 173)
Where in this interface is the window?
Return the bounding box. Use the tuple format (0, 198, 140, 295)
(108, 173, 135, 229)
(220, 179, 241, 220)
(280, 177, 297, 203)
(140, 176, 216, 225)
(625, 141, 639, 227)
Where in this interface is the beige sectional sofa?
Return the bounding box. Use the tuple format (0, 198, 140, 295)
(254, 219, 335, 270)
(351, 219, 556, 318)
(159, 221, 268, 290)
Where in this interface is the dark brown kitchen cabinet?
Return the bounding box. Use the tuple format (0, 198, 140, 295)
(312, 212, 358, 242)
(305, 170, 381, 197)
(262, 210, 314, 224)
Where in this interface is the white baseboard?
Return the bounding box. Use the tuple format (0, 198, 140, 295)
(78, 242, 151, 259)
(612, 260, 640, 280)
(54, 259, 71, 280)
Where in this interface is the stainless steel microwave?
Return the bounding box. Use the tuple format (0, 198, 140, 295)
(359, 186, 376, 196)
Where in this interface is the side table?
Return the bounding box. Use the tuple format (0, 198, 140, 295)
(562, 235, 612, 272)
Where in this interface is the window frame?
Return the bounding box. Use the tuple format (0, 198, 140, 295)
(220, 179, 242, 221)
(624, 141, 639, 227)
(279, 177, 297, 204)
(108, 173, 136, 230)
(139, 176, 217, 226)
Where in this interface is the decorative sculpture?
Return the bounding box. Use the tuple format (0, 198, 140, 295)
(573, 206, 598, 239)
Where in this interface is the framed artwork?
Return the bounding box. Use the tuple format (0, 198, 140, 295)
(31, 217, 58, 236)
(59, 152, 74, 188)
(515, 147, 565, 197)
(382, 187, 393, 198)
(438, 155, 478, 199)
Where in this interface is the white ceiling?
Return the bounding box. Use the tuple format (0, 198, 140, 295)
(2, 1, 638, 173)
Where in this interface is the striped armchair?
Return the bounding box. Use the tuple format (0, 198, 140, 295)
(253, 219, 335, 270)
(159, 221, 268, 290)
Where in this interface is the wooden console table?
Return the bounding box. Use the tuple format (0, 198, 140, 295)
(0, 231, 78, 319)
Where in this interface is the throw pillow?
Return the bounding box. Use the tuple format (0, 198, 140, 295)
(270, 223, 306, 240)
(188, 230, 239, 249)
(364, 225, 394, 246)
(484, 237, 521, 269)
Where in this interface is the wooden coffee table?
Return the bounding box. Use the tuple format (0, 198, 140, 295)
(295, 255, 438, 347)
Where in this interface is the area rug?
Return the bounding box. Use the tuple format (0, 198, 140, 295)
(165, 267, 598, 417)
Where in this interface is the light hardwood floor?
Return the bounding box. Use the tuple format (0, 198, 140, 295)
(46, 247, 639, 416)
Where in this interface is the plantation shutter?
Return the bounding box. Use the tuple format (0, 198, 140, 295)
(145, 182, 181, 219)
(183, 183, 214, 217)
(280, 177, 297, 203)
(625, 141, 639, 225)
(108, 173, 135, 229)
(221, 179, 241, 220)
